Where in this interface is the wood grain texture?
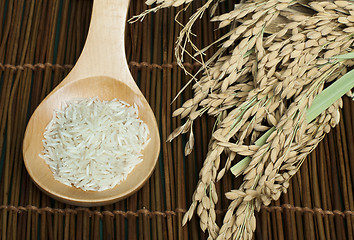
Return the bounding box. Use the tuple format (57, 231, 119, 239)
(22, 0, 160, 206)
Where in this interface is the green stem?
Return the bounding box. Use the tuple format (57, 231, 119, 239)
(230, 69, 354, 176)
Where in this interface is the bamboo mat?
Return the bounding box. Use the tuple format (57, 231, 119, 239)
(0, 0, 353, 239)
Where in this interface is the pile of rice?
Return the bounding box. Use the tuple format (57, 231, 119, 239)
(40, 97, 150, 191)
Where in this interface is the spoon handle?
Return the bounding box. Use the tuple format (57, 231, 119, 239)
(62, 0, 138, 91)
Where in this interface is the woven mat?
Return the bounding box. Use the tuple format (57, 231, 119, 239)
(0, 0, 353, 239)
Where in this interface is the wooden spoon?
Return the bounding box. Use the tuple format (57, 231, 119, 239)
(22, 0, 160, 206)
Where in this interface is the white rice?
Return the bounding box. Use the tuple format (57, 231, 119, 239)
(40, 97, 150, 191)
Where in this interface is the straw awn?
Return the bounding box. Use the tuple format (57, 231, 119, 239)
(133, 0, 354, 239)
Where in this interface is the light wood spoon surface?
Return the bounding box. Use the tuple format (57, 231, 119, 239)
(22, 0, 160, 206)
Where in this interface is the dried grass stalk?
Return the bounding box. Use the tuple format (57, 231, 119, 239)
(134, 0, 354, 239)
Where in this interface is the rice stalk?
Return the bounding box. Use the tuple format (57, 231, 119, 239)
(133, 0, 354, 239)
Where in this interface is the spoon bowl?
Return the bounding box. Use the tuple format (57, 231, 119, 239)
(22, 0, 160, 206)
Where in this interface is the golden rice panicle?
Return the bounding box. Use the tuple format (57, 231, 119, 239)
(275, 106, 337, 191)
(130, 0, 195, 22)
(183, 141, 223, 235)
(137, 0, 354, 239)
